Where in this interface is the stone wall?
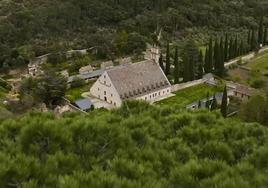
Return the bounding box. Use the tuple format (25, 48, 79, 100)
(171, 79, 205, 92)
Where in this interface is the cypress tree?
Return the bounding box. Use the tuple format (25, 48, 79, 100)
(214, 38, 219, 71)
(204, 47, 210, 73)
(224, 34, 228, 61)
(218, 37, 225, 77)
(234, 35, 238, 58)
(182, 39, 198, 82)
(159, 53, 165, 71)
(198, 50, 204, 79)
(228, 37, 233, 60)
(239, 40, 244, 56)
(208, 38, 213, 72)
(205, 92, 211, 109)
(221, 86, 228, 118)
(247, 30, 251, 45)
(173, 46, 179, 84)
(189, 58, 195, 81)
(258, 16, 264, 45)
(263, 27, 267, 45)
(198, 100, 202, 109)
(183, 60, 190, 82)
(251, 30, 257, 51)
(210, 94, 218, 111)
(165, 42, 170, 75)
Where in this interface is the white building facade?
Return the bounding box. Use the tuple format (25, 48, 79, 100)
(90, 60, 171, 107)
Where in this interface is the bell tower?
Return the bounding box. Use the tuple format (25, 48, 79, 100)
(151, 45, 161, 64)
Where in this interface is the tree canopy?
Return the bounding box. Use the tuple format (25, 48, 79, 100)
(1, 0, 268, 69)
(0, 101, 268, 187)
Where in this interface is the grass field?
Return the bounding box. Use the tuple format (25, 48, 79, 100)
(227, 51, 268, 91)
(65, 81, 94, 102)
(157, 84, 222, 108)
(247, 52, 268, 74)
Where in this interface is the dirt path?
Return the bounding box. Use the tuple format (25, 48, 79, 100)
(224, 46, 268, 68)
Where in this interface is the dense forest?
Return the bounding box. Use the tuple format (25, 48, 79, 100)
(0, 101, 268, 187)
(1, 0, 268, 68)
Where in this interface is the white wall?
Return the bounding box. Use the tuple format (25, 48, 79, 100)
(171, 79, 205, 92)
(90, 72, 122, 107)
(91, 71, 172, 108)
(135, 87, 172, 103)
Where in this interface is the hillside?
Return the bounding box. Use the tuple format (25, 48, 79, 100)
(1, 0, 268, 67)
(0, 101, 268, 187)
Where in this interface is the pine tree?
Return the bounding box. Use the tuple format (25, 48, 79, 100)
(263, 27, 267, 46)
(221, 86, 228, 118)
(204, 47, 210, 73)
(173, 46, 179, 84)
(165, 42, 170, 75)
(159, 53, 165, 71)
(258, 16, 264, 45)
(210, 94, 218, 111)
(197, 50, 204, 79)
(208, 38, 213, 72)
(224, 34, 229, 61)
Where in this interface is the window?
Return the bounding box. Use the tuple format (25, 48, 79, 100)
(159, 92, 160, 95)
(104, 81, 106, 85)
(98, 88, 100, 91)
(104, 75, 106, 79)
(104, 91, 106, 95)
(167, 89, 169, 92)
(111, 94, 113, 97)
(114, 102, 116, 106)
(145, 97, 147, 100)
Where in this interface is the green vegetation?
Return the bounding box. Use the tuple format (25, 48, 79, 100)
(19, 71, 67, 108)
(0, 86, 7, 99)
(0, 101, 268, 187)
(1, 0, 268, 70)
(239, 94, 268, 126)
(247, 52, 268, 74)
(157, 84, 222, 108)
(65, 82, 94, 102)
(227, 51, 268, 91)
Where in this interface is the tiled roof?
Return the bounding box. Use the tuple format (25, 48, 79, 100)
(68, 69, 104, 83)
(106, 60, 171, 99)
(227, 82, 257, 96)
(235, 85, 256, 96)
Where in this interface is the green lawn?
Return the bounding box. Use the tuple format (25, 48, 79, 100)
(157, 84, 222, 108)
(247, 52, 268, 74)
(0, 86, 6, 98)
(65, 81, 94, 102)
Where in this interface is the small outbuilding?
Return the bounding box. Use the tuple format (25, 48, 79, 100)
(74, 98, 93, 111)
